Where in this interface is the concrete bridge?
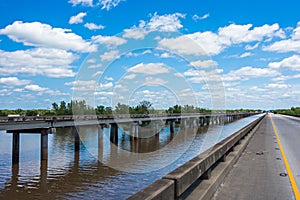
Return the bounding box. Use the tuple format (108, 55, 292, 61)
(0, 112, 255, 166)
(129, 113, 300, 200)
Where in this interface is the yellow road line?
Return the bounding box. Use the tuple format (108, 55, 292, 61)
(270, 115, 300, 200)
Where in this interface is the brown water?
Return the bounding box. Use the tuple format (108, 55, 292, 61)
(0, 114, 263, 199)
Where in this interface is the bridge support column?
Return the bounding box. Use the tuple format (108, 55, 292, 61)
(154, 122, 160, 135)
(11, 162, 19, 190)
(74, 127, 80, 152)
(40, 130, 48, 161)
(110, 123, 118, 144)
(98, 125, 103, 162)
(180, 118, 187, 129)
(169, 121, 175, 133)
(40, 159, 48, 192)
(12, 132, 20, 165)
(131, 123, 139, 140)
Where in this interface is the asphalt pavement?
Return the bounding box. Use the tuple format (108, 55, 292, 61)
(212, 114, 296, 200)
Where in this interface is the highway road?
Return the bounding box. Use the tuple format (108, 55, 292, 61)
(271, 113, 300, 198)
(213, 114, 299, 200)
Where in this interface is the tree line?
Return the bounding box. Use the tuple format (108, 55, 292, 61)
(0, 100, 262, 117)
(275, 107, 300, 115)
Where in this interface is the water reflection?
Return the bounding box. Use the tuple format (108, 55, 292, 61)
(0, 114, 263, 199)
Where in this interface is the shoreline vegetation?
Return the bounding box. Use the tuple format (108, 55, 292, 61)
(0, 100, 264, 117)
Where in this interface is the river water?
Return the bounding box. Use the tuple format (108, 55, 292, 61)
(0, 114, 263, 199)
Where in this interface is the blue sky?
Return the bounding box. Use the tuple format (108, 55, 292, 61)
(0, 0, 300, 110)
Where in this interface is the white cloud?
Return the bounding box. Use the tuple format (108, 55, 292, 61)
(272, 74, 300, 82)
(122, 13, 185, 39)
(0, 21, 97, 52)
(69, 12, 87, 24)
(123, 74, 136, 79)
(100, 50, 120, 61)
(99, 0, 123, 10)
(245, 43, 259, 50)
(68, 0, 93, 6)
(292, 22, 300, 40)
(268, 55, 300, 71)
(123, 20, 148, 39)
(25, 84, 48, 92)
(144, 77, 168, 85)
(192, 13, 209, 21)
(0, 77, 31, 86)
(189, 60, 218, 68)
(263, 39, 300, 53)
(127, 63, 169, 75)
(84, 23, 105, 30)
(0, 48, 77, 78)
(159, 32, 225, 56)
(65, 80, 97, 91)
(218, 23, 284, 44)
(104, 76, 114, 81)
(158, 23, 285, 56)
(99, 82, 113, 90)
(160, 52, 173, 58)
(87, 64, 102, 69)
(92, 35, 127, 46)
(224, 66, 279, 81)
(92, 70, 104, 77)
(123, 27, 148, 39)
(265, 83, 290, 89)
(147, 12, 185, 32)
(263, 22, 300, 53)
(240, 52, 252, 58)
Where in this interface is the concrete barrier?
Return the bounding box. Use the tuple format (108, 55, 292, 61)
(128, 115, 265, 199)
(128, 179, 174, 200)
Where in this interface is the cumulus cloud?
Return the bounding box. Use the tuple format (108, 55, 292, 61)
(123, 26, 148, 39)
(292, 22, 300, 40)
(147, 12, 185, 32)
(189, 60, 218, 68)
(69, 12, 87, 24)
(158, 23, 285, 56)
(123, 13, 185, 39)
(218, 23, 284, 44)
(263, 40, 300, 53)
(0, 48, 77, 78)
(0, 21, 97, 52)
(268, 55, 300, 71)
(84, 23, 105, 30)
(25, 84, 48, 92)
(68, 0, 93, 6)
(92, 35, 127, 46)
(127, 63, 169, 75)
(224, 66, 279, 81)
(65, 80, 97, 91)
(159, 32, 225, 56)
(0, 77, 31, 86)
(123, 74, 136, 80)
(100, 50, 120, 61)
(263, 22, 300, 53)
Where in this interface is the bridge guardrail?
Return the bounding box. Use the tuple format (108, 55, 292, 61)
(128, 114, 265, 200)
(0, 112, 259, 124)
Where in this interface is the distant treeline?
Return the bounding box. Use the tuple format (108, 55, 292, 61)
(275, 107, 300, 115)
(0, 100, 261, 117)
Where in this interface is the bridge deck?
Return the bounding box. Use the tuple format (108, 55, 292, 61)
(211, 114, 295, 200)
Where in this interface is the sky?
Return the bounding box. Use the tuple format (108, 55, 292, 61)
(0, 0, 300, 110)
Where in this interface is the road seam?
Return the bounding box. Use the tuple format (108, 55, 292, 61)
(270, 114, 300, 200)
